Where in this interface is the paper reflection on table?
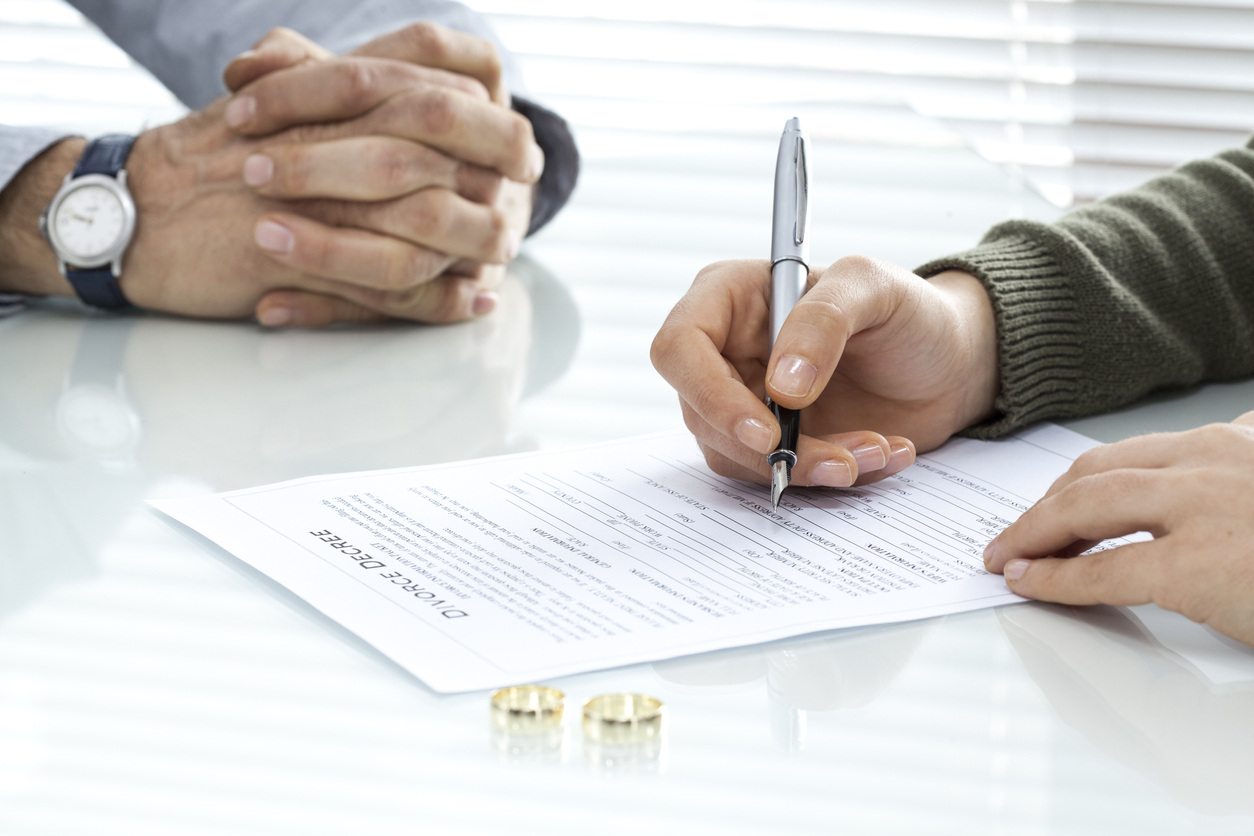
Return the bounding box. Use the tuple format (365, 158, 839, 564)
(0, 257, 579, 624)
(998, 603, 1254, 815)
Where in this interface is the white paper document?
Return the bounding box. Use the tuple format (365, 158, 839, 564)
(151, 423, 1102, 693)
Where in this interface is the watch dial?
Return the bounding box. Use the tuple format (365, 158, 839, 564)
(55, 183, 126, 261)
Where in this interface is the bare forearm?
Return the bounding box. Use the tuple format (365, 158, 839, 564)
(0, 138, 84, 297)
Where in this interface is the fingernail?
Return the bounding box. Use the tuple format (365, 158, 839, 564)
(243, 154, 273, 187)
(884, 441, 914, 474)
(1004, 558, 1029, 582)
(255, 220, 294, 254)
(736, 418, 774, 454)
(851, 442, 887, 473)
(769, 355, 817, 398)
(473, 291, 498, 316)
(983, 537, 999, 568)
(503, 229, 522, 261)
(225, 95, 256, 128)
(259, 306, 294, 327)
(233, 48, 257, 62)
(811, 460, 853, 488)
(526, 144, 545, 180)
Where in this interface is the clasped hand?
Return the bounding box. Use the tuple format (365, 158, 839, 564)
(122, 24, 539, 325)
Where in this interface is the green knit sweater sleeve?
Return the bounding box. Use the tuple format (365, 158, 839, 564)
(917, 138, 1254, 439)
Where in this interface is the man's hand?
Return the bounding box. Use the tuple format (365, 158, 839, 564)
(221, 25, 539, 327)
(984, 410, 1254, 648)
(0, 23, 540, 325)
(650, 257, 1001, 486)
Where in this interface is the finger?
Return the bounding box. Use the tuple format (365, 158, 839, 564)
(765, 255, 914, 409)
(983, 468, 1169, 573)
(1235, 410, 1254, 427)
(227, 56, 489, 132)
(244, 137, 502, 204)
(697, 439, 773, 485)
(1000, 541, 1161, 607)
(304, 188, 521, 264)
(349, 21, 509, 105)
(253, 212, 455, 291)
(1039, 433, 1191, 504)
(223, 27, 332, 92)
(652, 261, 781, 460)
(308, 273, 500, 324)
(255, 289, 390, 328)
(680, 397, 876, 489)
(322, 85, 542, 183)
(853, 436, 916, 486)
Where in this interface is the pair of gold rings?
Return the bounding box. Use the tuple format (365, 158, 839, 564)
(490, 685, 664, 744)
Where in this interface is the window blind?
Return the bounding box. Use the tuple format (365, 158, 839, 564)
(470, 0, 1254, 206)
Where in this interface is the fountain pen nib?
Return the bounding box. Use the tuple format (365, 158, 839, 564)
(771, 460, 790, 512)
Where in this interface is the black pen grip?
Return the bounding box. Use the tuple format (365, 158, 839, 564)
(767, 401, 800, 467)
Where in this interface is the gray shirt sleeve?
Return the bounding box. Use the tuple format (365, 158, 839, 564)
(67, 0, 578, 234)
(66, 0, 528, 110)
(0, 126, 74, 315)
(0, 125, 73, 195)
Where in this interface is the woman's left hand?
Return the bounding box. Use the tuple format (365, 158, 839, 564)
(984, 410, 1254, 647)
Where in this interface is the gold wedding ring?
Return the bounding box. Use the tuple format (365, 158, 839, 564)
(490, 685, 565, 733)
(582, 693, 665, 744)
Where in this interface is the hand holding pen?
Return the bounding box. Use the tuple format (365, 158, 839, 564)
(652, 123, 1006, 493)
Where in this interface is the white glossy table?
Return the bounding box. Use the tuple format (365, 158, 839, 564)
(3, 26, 1254, 827)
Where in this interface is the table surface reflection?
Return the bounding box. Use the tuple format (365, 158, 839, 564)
(3, 119, 1254, 836)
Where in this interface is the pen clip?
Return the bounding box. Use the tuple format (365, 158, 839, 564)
(794, 135, 808, 246)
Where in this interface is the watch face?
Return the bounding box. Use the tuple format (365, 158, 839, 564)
(54, 183, 127, 262)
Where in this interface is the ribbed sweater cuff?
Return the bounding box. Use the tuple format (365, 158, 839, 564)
(916, 235, 1083, 439)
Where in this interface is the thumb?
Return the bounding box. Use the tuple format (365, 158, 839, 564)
(765, 255, 910, 409)
(256, 289, 390, 329)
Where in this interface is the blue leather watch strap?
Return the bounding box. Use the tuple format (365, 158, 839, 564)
(67, 268, 130, 309)
(73, 134, 136, 177)
(65, 135, 137, 310)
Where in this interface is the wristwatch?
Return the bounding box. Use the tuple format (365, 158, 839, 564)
(39, 134, 138, 310)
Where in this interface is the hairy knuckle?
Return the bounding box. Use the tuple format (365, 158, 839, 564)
(403, 21, 448, 60)
(370, 141, 414, 193)
(407, 195, 449, 240)
(338, 61, 377, 106)
(485, 208, 509, 249)
(417, 88, 458, 136)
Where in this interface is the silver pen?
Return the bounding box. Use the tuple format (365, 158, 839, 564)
(768, 117, 811, 512)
